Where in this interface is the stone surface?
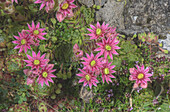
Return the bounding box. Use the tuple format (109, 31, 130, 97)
(78, 0, 108, 7)
(78, 0, 94, 8)
(158, 34, 170, 51)
(94, 0, 108, 6)
(124, 0, 169, 34)
(96, 0, 125, 29)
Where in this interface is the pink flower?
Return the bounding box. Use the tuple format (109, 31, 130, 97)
(24, 51, 49, 70)
(56, 12, 66, 22)
(37, 64, 56, 87)
(87, 22, 109, 40)
(73, 43, 83, 58)
(106, 26, 118, 39)
(74, 50, 83, 58)
(100, 60, 116, 84)
(12, 30, 32, 53)
(11, 0, 18, 3)
(81, 52, 103, 72)
(34, 0, 54, 13)
(95, 37, 120, 60)
(67, 10, 74, 17)
(26, 21, 47, 46)
(129, 64, 153, 88)
(73, 43, 80, 52)
(59, 0, 77, 17)
(76, 68, 99, 89)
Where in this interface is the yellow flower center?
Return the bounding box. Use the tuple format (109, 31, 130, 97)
(104, 68, 109, 74)
(34, 60, 40, 65)
(137, 73, 144, 79)
(85, 74, 90, 81)
(21, 39, 26, 45)
(62, 3, 69, 10)
(76, 52, 80, 55)
(96, 28, 102, 35)
(33, 30, 39, 35)
(42, 71, 48, 78)
(90, 60, 96, 66)
(105, 45, 111, 51)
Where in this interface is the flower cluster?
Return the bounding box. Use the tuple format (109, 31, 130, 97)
(12, 21, 56, 87)
(24, 51, 56, 87)
(12, 21, 46, 53)
(34, 0, 77, 22)
(76, 22, 120, 89)
(76, 22, 153, 89)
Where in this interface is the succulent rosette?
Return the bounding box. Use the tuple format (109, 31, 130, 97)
(24, 51, 49, 70)
(26, 21, 47, 46)
(95, 37, 120, 60)
(81, 52, 103, 72)
(100, 60, 116, 84)
(34, 0, 54, 13)
(12, 30, 32, 53)
(147, 32, 158, 43)
(76, 68, 99, 89)
(87, 22, 109, 40)
(37, 64, 56, 87)
(129, 64, 153, 88)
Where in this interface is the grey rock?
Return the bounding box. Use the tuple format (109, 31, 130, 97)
(78, 0, 94, 7)
(158, 34, 170, 51)
(124, 0, 170, 34)
(94, 0, 108, 6)
(96, 0, 125, 29)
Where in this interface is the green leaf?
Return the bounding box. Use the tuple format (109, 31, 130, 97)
(51, 36, 58, 43)
(127, 54, 137, 62)
(159, 103, 170, 112)
(96, 5, 101, 9)
(112, 58, 122, 67)
(51, 18, 57, 25)
(23, 97, 27, 101)
(39, 44, 46, 52)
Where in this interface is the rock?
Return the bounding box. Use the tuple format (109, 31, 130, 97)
(124, 0, 169, 34)
(96, 0, 125, 29)
(78, 0, 108, 7)
(78, 0, 94, 8)
(94, 0, 108, 6)
(158, 34, 170, 51)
